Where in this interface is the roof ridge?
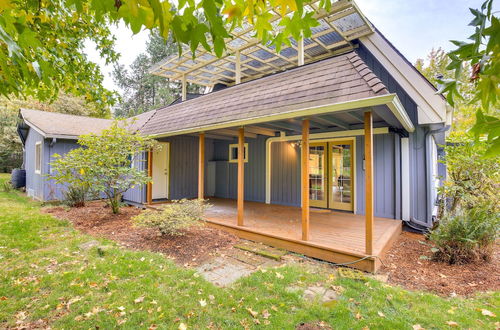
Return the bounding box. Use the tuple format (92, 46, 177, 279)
(346, 53, 388, 95)
(20, 108, 113, 121)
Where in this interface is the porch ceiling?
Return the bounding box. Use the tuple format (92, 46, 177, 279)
(149, 0, 373, 87)
(191, 104, 408, 140)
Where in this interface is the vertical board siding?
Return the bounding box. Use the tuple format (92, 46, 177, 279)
(24, 129, 45, 200)
(123, 152, 147, 204)
(270, 141, 301, 206)
(356, 134, 396, 219)
(409, 126, 428, 221)
(212, 136, 266, 202)
(356, 42, 419, 125)
(44, 139, 80, 201)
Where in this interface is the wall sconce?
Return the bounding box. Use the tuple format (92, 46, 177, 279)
(290, 141, 302, 148)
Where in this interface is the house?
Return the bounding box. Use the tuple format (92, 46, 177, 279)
(17, 1, 452, 272)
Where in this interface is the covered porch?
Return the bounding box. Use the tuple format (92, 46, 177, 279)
(204, 198, 401, 272)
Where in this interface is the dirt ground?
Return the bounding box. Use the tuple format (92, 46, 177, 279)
(44, 202, 498, 296)
(43, 201, 239, 265)
(380, 231, 500, 296)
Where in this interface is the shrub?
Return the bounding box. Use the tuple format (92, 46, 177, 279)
(64, 185, 88, 207)
(133, 199, 210, 236)
(428, 203, 499, 264)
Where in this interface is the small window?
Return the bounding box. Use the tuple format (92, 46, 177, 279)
(228, 143, 248, 163)
(35, 141, 42, 174)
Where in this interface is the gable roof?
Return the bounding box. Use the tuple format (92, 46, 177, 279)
(359, 31, 451, 125)
(19, 108, 113, 139)
(141, 51, 391, 137)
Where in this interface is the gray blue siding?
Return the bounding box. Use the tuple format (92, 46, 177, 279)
(356, 42, 419, 125)
(123, 152, 147, 204)
(25, 129, 45, 200)
(44, 139, 80, 200)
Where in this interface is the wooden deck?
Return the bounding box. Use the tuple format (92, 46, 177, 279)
(204, 198, 402, 272)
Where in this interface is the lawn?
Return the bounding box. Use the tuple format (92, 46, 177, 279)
(0, 173, 498, 329)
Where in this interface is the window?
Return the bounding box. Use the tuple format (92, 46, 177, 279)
(35, 141, 42, 174)
(228, 143, 248, 163)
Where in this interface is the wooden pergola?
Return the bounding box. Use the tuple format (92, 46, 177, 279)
(149, 0, 374, 99)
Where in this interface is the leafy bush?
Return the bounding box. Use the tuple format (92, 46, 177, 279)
(428, 203, 499, 264)
(133, 199, 210, 236)
(439, 139, 499, 214)
(1, 181, 12, 192)
(64, 185, 88, 207)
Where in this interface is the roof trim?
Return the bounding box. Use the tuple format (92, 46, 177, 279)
(148, 93, 414, 138)
(22, 117, 47, 138)
(359, 31, 449, 124)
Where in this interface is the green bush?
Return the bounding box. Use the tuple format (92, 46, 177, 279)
(133, 199, 210, 236)
(428, 203, 499, 264)
(64, 185, 88, 207)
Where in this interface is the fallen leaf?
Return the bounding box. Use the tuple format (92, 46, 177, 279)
(355, 312, 362, 320)
(247, 308, 258, 318)
(199, 300, 207, 307)
(117, 306, 125, 311)
(179, 322, 187, 330)
(412, 325, 425, 330)
(134, 296, 145, 304)
(480, 309, 496, 317)
(253, 318, 261, 325)
(275, 272, 284, 279)
(262, 309, 270, 319)
(446, 321, 458, 327)
(271, 305, 278, 312)
(377, 311, 385, 318)
(0, 296, 7, 300)
(208, 295, 215, 301)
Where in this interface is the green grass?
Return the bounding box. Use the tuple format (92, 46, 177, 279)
(0, 173, 498, 329)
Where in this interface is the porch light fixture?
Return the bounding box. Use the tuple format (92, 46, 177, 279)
(290, 141, 302, 148)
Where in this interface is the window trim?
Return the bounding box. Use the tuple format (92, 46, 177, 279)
(34, 141, 42, 175)
(228, 143, 248, 163)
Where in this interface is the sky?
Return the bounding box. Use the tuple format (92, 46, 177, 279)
(84, 0, 488, 93)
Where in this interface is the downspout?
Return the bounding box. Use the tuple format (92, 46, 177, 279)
(408, 125, 450, 230)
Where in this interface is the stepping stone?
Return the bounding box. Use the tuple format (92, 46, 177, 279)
(196, 257, 255, 287)
(293, 285, 339, 304)
(337, 267, 367, 281)
(78, 240, 99, 251)
(234, 241, 287, 261)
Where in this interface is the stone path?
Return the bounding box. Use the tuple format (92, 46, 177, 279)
(196, 240, 281, 286)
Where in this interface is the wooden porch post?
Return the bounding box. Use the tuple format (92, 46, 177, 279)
(301, 119, 310, 240)
(181, 74, 187, 101)
(237, 127, 245, 226)
(364, 111, 374, 255)
(147, 149, 153, 205)
(198, 133, 205, 200)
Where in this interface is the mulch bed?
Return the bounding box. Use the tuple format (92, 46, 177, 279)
(380, 231, 500, 296)
(43, 201, 239, 265)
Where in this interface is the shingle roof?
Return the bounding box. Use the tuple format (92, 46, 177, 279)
(141, 51, 388, 136)
(20, 108, 113, 138)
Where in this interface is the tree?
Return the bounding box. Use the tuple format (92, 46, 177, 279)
(112, 30, 203, 118)
(415, 48, 478, 137)
(50, 121, 158, 214)
(1, 0, 325, 109)
(442, 0, 500, 156)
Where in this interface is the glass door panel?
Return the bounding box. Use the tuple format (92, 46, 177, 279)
(329, 141, 354, 211)
(309, 143, 328, 208)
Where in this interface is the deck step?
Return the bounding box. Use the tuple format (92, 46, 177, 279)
(234, 241, 287, 261)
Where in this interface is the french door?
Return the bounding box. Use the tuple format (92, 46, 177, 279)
(308, 140, 354, 211)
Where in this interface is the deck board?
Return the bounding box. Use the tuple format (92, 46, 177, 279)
(203, 198, 402, 272)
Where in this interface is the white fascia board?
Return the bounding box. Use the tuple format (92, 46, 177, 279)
(22, 118, 47, 138)
(359, 32, 448, 124)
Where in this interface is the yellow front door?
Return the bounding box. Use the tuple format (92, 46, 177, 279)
(308, 142, 328, 208)
(309, 140, 354, 211)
